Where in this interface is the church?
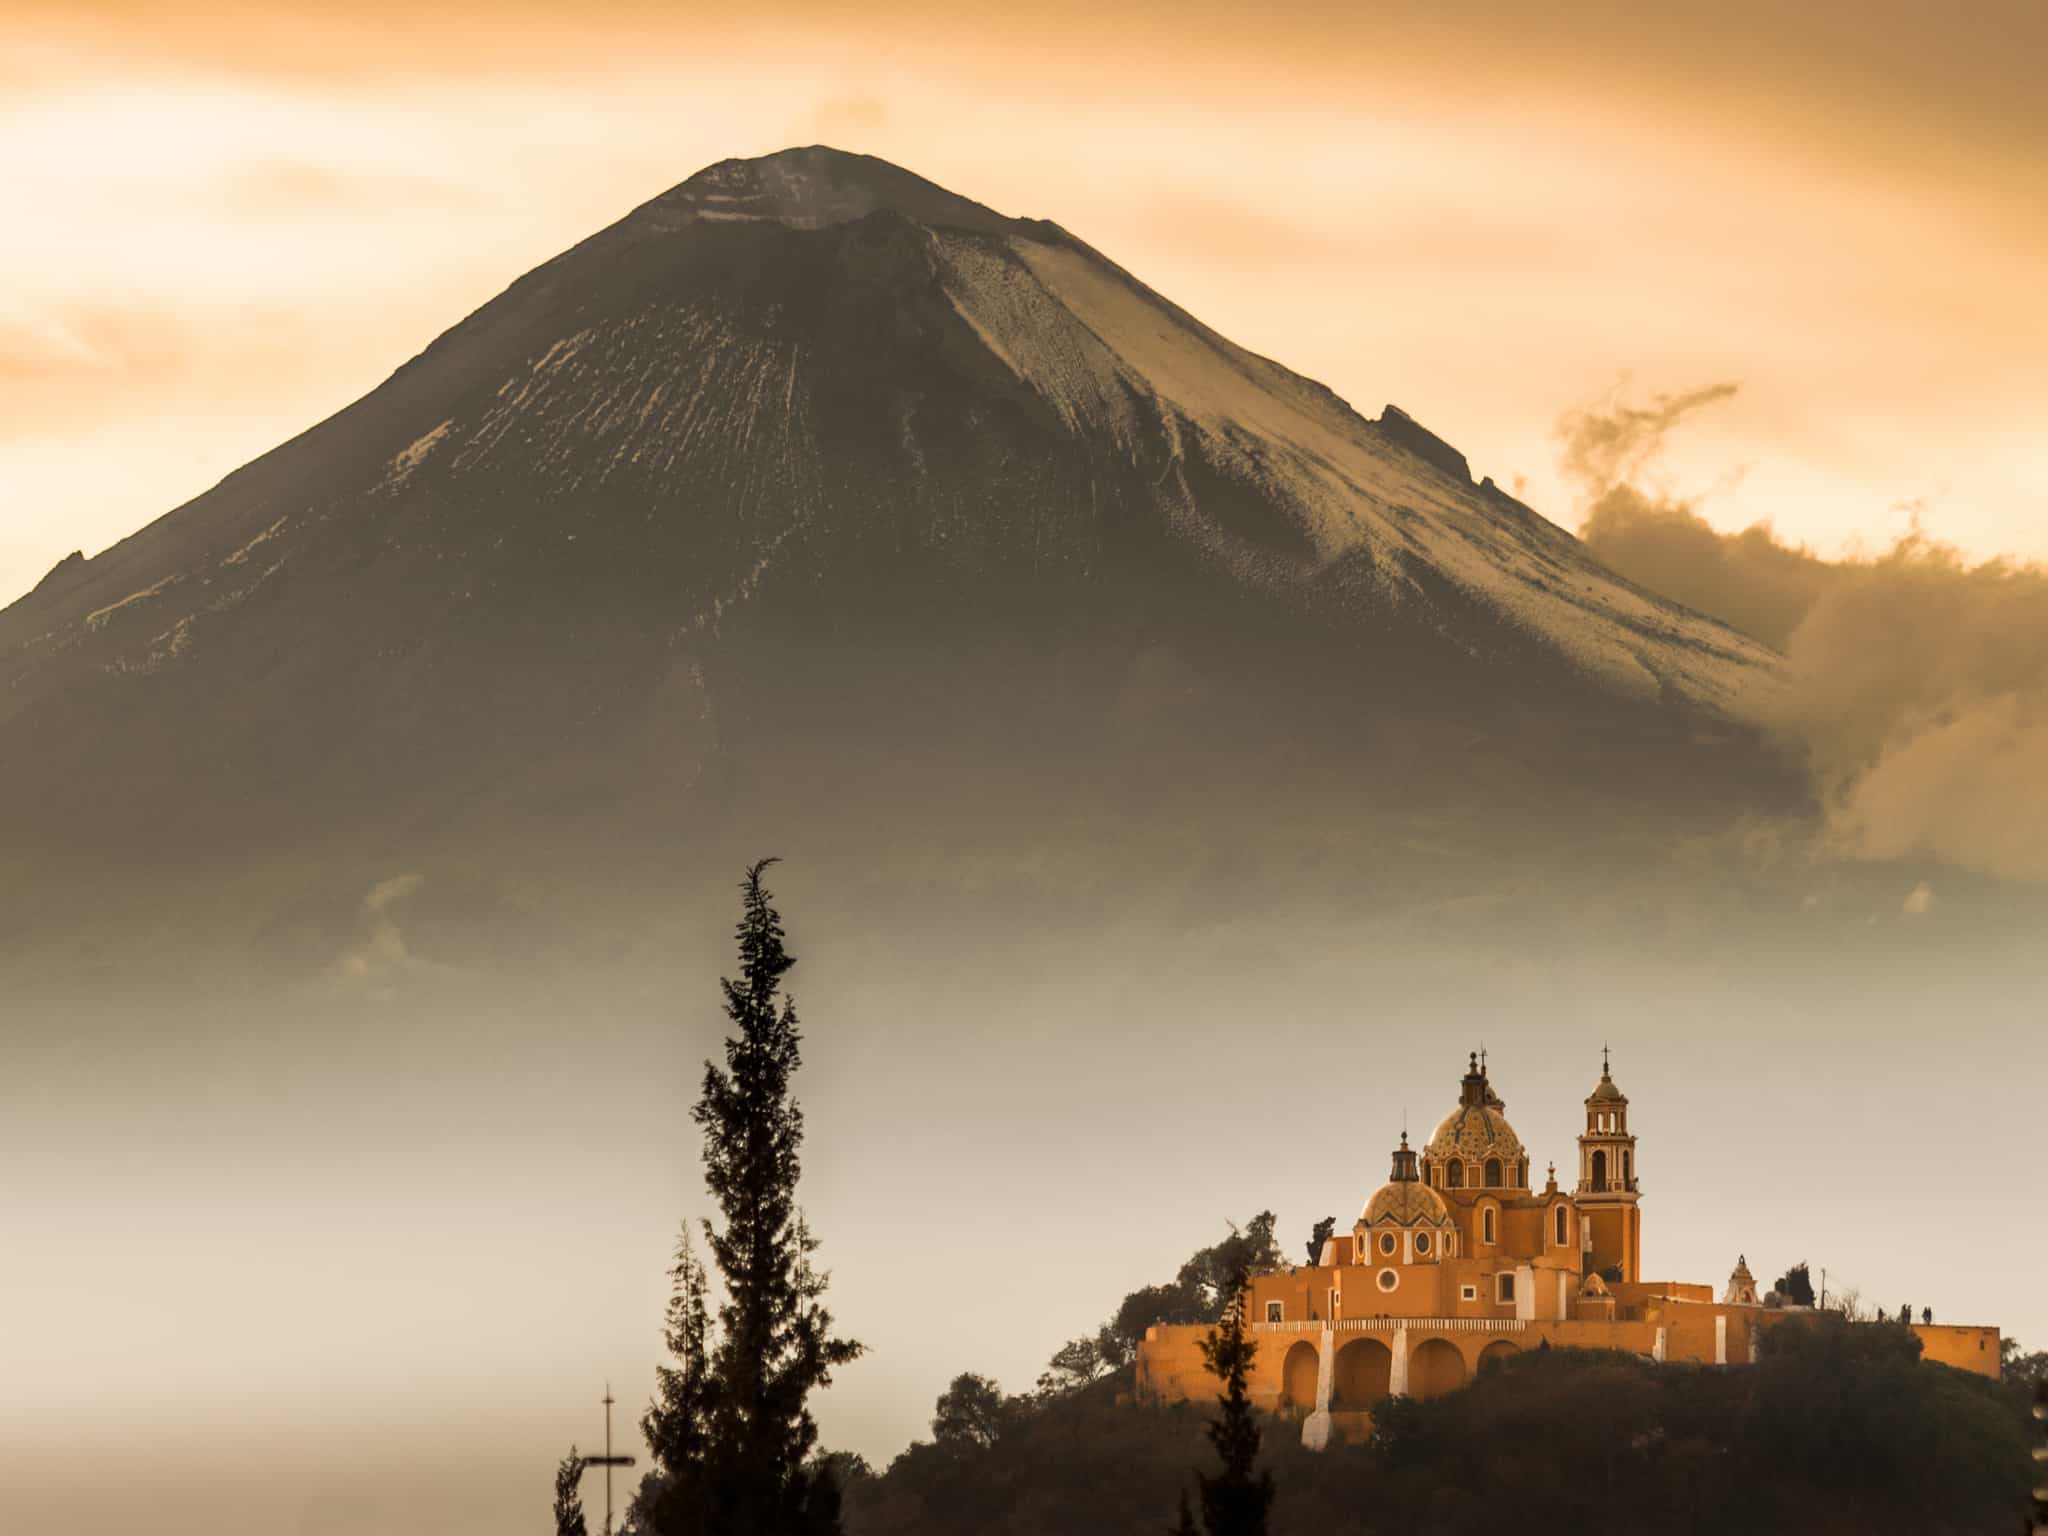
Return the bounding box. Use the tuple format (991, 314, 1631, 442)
(1134, 1051, 2001, 1446)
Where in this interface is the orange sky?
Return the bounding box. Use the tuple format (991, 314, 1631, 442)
(5, 1, 2044, 608)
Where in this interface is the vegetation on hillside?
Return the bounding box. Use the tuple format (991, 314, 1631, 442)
(842, 1315, 2032, 1535)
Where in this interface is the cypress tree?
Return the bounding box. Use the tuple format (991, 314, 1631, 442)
(553, 1448, 588, 1536)
(637, 1229, 717, 1534)
(1191, 1262, 1274, 1536)
(641, 859, 863, 1535)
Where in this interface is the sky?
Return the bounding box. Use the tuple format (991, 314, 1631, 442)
(4, 1, 2046, 612)
(5, 6, 2047, 1534)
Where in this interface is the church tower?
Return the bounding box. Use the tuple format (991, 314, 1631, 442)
(1575, 1048, 1640, 1282)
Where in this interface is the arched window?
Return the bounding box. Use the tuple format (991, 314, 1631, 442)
(1415, 1231, 1432, 1256)
(1379, 1231, 1397, 1257)
(1516, 1160, 1527, 1187)
(1447, 1161, 1465, 1188)
(1622, 1150, 1633, 1186)
(1591, 1149, 1608, 1191)
(1482, 1207, 1496, 1245)
(1554, 1206, 1568, 1245)
(1484, 1158, 1503, 1188)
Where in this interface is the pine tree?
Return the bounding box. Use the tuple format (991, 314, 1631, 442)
(1191, 1262, 1274, 1536)
(554, 1448, 589, 1536)
(640, 859, 863, 1536)
(636, 1229, 717, 1535)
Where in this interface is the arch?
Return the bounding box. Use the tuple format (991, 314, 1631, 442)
(1481, 1206, 1496, 1245)
(1554, 1205, 1568, 1246)
(1410, 1337, 1469, 1400)
(1478, 1338, 1520, 1372)
(1281, 1340, 1320, 1411)
(1484, 1158, 1503, 1188)
(1591, 1149, 1608, 1191)
(1332, 1337, 1392, 1409)
(1447, 1161, 1465, 1188)
(1622, 1150, 1633, 1186)
(1517, 1159, 1527, 1187)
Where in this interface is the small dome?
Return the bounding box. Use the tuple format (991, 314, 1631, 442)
(1587, 1047, 1628, 1103)
(1362, 1179, 1453, 1228)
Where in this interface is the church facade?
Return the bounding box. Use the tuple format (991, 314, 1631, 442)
(1134, 1052, 2001, 1446)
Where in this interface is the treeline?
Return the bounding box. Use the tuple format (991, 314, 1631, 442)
(843, 1316, 2034, 1535)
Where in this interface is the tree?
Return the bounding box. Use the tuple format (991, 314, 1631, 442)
(2003, 1338, 2048, 1387)
(1177, 1213, 1285, 1321)
(1106, 1281, 1209, 1360)
(554, 1449, 589, 1536)
(931, 1374, 1007, 1449)
(637, 1229, 717, 1533)
(1773, 1262, 1816, 1308)
(636, 859, 864, 1536)
(1094, 1320, 1136, 1370)
(1038, 1335, 1109, 1396)
(1188, 1262, 1274, 1536)
(1304, 1216, 1336, 1265)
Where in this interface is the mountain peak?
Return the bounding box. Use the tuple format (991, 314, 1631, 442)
(648, 145, 1018, 235)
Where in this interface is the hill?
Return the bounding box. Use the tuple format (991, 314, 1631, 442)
(843, 1320, 2032, 1535)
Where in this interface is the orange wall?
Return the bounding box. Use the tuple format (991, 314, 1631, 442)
(1912, 1323, 2001, 1377)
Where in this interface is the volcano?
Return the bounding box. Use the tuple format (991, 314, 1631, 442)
(0, 147, 1794, 966)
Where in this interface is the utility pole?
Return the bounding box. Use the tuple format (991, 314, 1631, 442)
(579, 1383, 637, 1536)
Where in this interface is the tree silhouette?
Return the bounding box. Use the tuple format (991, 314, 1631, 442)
(1772, 1262, 1816, 1308)
(1304, 1216, 1336, 1265)
(554, 1448, 588, 1536)
(931, 1374, 1007, 1449)
(1186, 1261, 1274, 1536)
(634, 860, 863, 1536)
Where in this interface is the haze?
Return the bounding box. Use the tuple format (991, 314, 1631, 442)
(3, 8, 2046, 1536)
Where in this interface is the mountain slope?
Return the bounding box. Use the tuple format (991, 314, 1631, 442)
(0, 147, 1797, 964)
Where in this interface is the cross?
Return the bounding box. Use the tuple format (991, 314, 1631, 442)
(579, 1383, 637, 1536)
(1602, 1041, 1611, 1076)
(1479, 1044, 1488, 1074)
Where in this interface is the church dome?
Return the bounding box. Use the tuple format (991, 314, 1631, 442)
(1426, 1103, 1525, 1164)
(1425, 1053, 1525, 1166)
(1362, 1178, 1453, 1228)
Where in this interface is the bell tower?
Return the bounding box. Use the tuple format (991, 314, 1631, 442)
(1575, 1047, 1640, 1282)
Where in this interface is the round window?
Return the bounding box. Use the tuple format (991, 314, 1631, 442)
(1415, 1231, 1432, 1255)
(1379, 1231, 1396, 1256)
(1376, 1267, 1398, 1292)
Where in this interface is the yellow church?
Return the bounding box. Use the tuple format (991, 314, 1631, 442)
(1134, 1051, 2001, 1446)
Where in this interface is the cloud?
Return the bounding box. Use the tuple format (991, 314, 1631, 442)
(1561, 381, 1843, 651)
(1562, 381, 2048, 882)
(338, 872, 426, 990)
